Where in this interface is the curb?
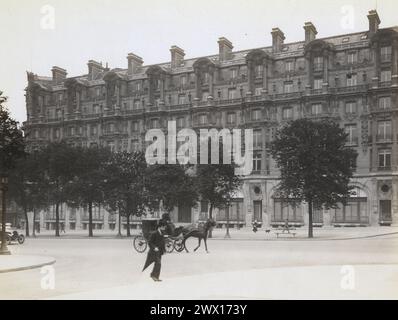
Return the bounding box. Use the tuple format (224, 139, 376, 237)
(0, 257, 56, 274)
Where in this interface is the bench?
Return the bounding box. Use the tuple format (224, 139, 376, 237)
(275, 226, 296, 238)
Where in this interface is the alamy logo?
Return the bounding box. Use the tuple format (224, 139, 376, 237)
(145, 121, 253, 175)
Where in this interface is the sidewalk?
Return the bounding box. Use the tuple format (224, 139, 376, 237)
(51, 264, 398, 300)
(0, 255, 55, 273)
(27, 225, 398, 241)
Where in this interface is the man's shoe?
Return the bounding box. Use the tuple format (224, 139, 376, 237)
(151, 276, 162, 282)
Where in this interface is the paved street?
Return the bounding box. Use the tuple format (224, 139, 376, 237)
(1, 231, 398, 299)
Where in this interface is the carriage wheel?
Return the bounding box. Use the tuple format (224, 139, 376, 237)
(133, 235, 147, 253)
(165, 238, 175, 253)
(174, 238, 185, 252)
(18, 235, 25, 244)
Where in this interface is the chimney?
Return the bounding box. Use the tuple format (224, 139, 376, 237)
(367, 10, 380, 35)
(87, 60, 104, 80)
(170, 45, 185, 68)
(51, 66, 67, 84)
(127, 53, 143, 75)
(218, 37, 233, 61)
(304, 22, 317, 43)
(271, 28, 285, 53)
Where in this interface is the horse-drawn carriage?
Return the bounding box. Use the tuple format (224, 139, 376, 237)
(132, 218, 185, 253)
(132, 217, 216, 254)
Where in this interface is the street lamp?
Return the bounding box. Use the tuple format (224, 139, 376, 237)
(0, 174, 10, 255)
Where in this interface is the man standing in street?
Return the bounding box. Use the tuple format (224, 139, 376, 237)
(142, 220, 167, 282)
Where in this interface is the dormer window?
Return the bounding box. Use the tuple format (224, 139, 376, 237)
(255, 65, 263, 78)
(347, 52, 357, 64)
(313, 56, 323, 71)
(381, 46, 392, 62)
(285, 61, 294, 72)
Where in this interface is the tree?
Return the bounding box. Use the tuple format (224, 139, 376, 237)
(196, 163, 241, 237)
(145, 164, 198, 216)
(8, 152, 49, 237)
(0, 92, 25, 173)
(270, 118, 358, 238)
(66, 146, 112, 237)
(103, 151, 150, 237)
(39, 142, 80, 237)
(0, 92, 25, 252)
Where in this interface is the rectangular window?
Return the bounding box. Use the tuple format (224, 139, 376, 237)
(253, 153, 262, 172)
(282, 107, 293, 120)
(178, 95, 186, 105)
(381, 70, 392, 82)
(176, 117, 185, 129)
(230, 69, 237, 79)
(107, 141, 116, 152)
(285, 61, 294, 72)
(58, 93, 63, 102)
(227, 112, 236, 125)
(381, 46, 392, 62)
(377, 121, 392, 141)
(131, 121, 138, 132)
(251, 109, 262, 121)
(96, 87, 100, 97)
(150, 119, 159, 129)
(378, 149, 391, 168)
(346, 73, 357, 86)
(255, 65, 263, 78)
(313, 79, 323, 90)
(254, 87, 263, 96)
(131, 139, 139, 152)
(180, 75, 187, 87)
(345, 102, 357, 114)
(284, 82, 293, 93)
(253, 129, 262, 148)
(202, 91, 209, 101)
(379, 96, 391, 109)
(228, 89, 236, 100)
(313, 56, 323, 71)
(203, 72, 210, 84)
(347, 52, 357, 64)
(311, 104, 322, 115)
(345, 124, 358, 145)
(199, 114, 207, 125)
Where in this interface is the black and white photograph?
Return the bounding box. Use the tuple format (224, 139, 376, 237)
(0, 0, 398, 305)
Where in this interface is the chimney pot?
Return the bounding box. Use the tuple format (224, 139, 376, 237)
(304, 22, 317, 43)
(271, 28, 285, 53)
(218, 37, 233, 61)
(51, 66, 67, 84)
(127, 53, 144, 74)
(170, 45, 185, 68)
(367, 9, 381, 35)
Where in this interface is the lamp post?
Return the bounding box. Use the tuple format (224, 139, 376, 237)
(0, 174, 10, 255)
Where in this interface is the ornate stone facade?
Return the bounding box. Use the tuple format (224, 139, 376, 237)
(23, 10, 398, 230)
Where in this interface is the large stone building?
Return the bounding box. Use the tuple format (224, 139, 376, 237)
(23, 10, 398, 231)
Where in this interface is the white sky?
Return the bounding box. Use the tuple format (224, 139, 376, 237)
(0, 0, 397, 124)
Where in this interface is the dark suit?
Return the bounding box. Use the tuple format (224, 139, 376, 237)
(142, 230, 166, 279)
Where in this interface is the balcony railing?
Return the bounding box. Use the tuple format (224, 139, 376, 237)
(381, 54, 392, 63)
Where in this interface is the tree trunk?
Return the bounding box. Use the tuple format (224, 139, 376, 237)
(55, 202, 60, 237)
(208, 203, 213, 238)
(308, 200, 313, 238)
(117, 210, 122, 237)
(32, 209, 36, 237)
(225, 206, 230, 238)
(126, 214, 131, 237)
(24, 206, 29, 237)
(88, 201, 93, 237)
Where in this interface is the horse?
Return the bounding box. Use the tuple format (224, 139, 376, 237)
(182, 218, 216, 253)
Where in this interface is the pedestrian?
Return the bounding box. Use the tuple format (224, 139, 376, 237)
(142, 220, 167, 282)
(60, 222, 66, 233)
